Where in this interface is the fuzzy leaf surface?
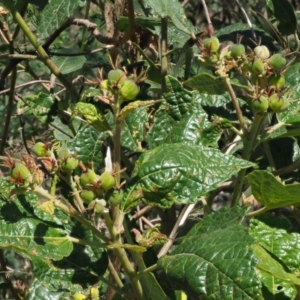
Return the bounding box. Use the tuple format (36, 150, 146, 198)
(157, 207, 262, 299)
(67, 125, 105, 171)
(121, 143, 254, 210)
(250, 214, 300, 273)
(148, 76, 211, 148)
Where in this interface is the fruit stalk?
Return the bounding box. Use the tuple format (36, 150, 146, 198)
(223, 77, 247, 135)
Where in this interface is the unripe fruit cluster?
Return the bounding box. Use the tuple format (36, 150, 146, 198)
(252, 93, 290, 113)
(101, 69, 140, 101)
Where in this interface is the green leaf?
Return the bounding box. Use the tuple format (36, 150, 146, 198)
(143, 0, 193, 34)
(157, 207, 262, 299)
(38, 0, 86, 39)
(247, 170, 300, 209)
(252, 244, 298, 299)
(184, 73, 227, 94)
(72, 102, 110, 132)
(252, 11, 287, 48)
(51, 55, 86, 74)
(30, 220, 108, 295)
(121, 143, 254, 210)
(271, 0, 297, 36)
(26, 278, 67, 300)
(250, 214, 300, 273)
(121, 107, 148, 152)
(18, 92, 55, 123)
(67, 125, 105, 171)
(0, 216, 72, 260)
(148, 76, 211, 148)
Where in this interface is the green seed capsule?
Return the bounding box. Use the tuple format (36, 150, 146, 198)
(203, 36, 220, 53)
(80, 169, 98, 187)
(100, 171, 116, 190)
(268, 54, 286, 72)
(252, 96, 269, 113)
(230, 44, 245, 59)
(254, 45, 270, 59)
(120, 80, 140, 100)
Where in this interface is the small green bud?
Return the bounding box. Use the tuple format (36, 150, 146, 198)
(203, 36, 220, 53)
(268, 54, 286, 72)
(250, 59, 265, 75)
(254, 45, 270, 59)
(252, 96, 269, 113)
(108, 189, 123, 206)
(80, 190, 95, 204)
(230, 44, 245, 59)
(80, 169, 98, 187)
(61, 157, 78, 173)
(11, 163, 32, 185)
(120, 80, 140, 100)
(268, 74, 285, 91)
(269, 94, 289, 112)
(57, 147, 70, 160)
(100, 171, 116, 190)
(107, 69, 126, 85)
(32, 142, 51, 157)
(88, 200, 105, 214)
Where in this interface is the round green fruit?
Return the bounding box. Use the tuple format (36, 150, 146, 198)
(80, 190, 95, 204)
(269, 94, 289, 112)
(100, 171, 116, 190)
(11, 163, 32, 185)
(250, 59, 265, 75)
(252, 96, 269, 113)
(80, 169, 98, 187)
(203, 36, 220, 53)
(32, 142, 51, 157)
(230, 44, 245, 59)
(268, 54, 286, 72)
(88, 200, 105, 214)
(57, 147, 70, 160)
(268, 74, 285, 91)
(60, 157, 78, 173)
(120, 80, 140, 100)
(254, 45, 270, 59)
(107, 69, 126, 85)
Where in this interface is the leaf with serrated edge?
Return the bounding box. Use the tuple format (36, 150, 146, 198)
(122, 143, 254, 210)
(247, 170, 300, 209)
(250, 214, 300, 273)
(157, 207, 262, 299)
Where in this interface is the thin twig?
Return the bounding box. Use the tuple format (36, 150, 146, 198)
(157, 205, 190, 258)
(0, 80, 64, 95)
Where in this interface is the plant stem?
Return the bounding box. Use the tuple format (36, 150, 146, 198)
(5, 1, 79, 101)
(246, 206, 269, 218)
(160, 17, 168, 93)
(231, 113, 266, 207)
(223, 77, 247, 135)
(103, 209, 144, 299)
